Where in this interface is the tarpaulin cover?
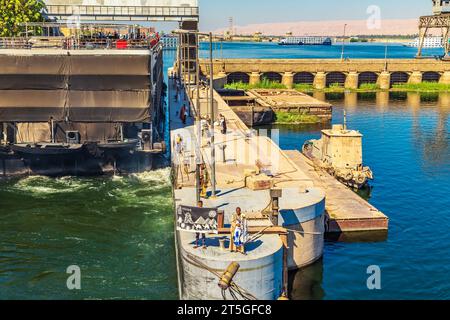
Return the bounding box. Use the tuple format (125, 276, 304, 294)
(68, 91, 151, 122)
(0, 52, 152, 122)
(0, 90, 151, 122)
(0, 90, 67, 122)
(0, 75, 150, 90)
(16, 123, 51, 143)
(15, 122, 122, 143)
(0, 53, 151, 75)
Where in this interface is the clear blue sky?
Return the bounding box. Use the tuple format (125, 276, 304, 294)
(199, 0, 431, 30)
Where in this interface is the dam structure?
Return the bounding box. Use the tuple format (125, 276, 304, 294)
(200, 58, 450, 90)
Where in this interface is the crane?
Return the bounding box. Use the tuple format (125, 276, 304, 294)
(416, 1, 450, 59)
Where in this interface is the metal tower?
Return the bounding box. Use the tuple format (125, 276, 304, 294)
(416, 1, 450, 58)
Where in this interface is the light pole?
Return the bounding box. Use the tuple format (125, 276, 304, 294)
(209, 32, 216, 198)
(384, 42, 388, 71)
(173, 29, 217, 199)
(341, 24, 347, 61)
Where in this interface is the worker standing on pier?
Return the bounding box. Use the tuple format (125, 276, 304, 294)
(194, 201, 207, 249)
(199, 164, 210, 198)
(219, 114, 227, 135)
(230, 207, 247, 254)
(180, 104, 187, 125)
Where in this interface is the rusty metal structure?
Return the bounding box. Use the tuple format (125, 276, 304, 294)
(417, 1, 450, 58)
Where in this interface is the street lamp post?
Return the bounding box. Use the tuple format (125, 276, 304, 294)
(341, 24, 347, 61)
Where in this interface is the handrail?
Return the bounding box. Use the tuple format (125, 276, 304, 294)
(0, 37, 160, 50)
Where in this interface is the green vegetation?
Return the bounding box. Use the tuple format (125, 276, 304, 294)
(225, 80, 450, 95)
(274, 112, 320, 124)
(392, 81, 450, 92)
(0, 0, 45, 37)
(224, 78, 286, 90)
(359, 83, 380, 90)
(293, 83, 314, 91)
(350, 38, 369, 43)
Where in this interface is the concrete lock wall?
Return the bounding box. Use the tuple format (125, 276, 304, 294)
(201, 59, 450, 89)
(179, 234, 284, 300)
(279, 188, 326, 269)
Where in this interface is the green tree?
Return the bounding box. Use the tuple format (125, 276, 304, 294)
(0, 0, 45, 37)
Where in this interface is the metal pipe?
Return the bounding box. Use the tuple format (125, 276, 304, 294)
(50, 118, 55, 143)
(209, 32, 216, 197)
(187, 33, 191, 116)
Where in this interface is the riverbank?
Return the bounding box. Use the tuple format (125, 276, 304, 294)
(274, 112, 320, 124)
(224, 81, 450, 93)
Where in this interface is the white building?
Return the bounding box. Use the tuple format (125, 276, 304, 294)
(432, 0, 450, 14)
(405, 36, 444, 48)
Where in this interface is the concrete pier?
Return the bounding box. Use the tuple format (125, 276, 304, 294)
(284, 150, 389, 233)
(169, 61, 389, 299)
(169, 71, 326, 300)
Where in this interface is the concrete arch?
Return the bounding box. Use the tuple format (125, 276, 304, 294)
(227, 72, 250, 84)
(261, 72, 282, 83)
(422, 71, 441, 82)
(326, 72, 346, 87)
(293, 72, 315, 84)
(358, 72, 378, 87)
(390, 72, 409, 86)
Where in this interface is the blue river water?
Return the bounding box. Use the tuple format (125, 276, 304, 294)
(0, 42, 448, 300)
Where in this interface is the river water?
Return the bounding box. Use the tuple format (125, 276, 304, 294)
(0, 43, 449, 300)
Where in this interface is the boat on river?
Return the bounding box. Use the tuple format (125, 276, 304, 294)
(11, 143, 84, 157)
(302, 124, 373, 189)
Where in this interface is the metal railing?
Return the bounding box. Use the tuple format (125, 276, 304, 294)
(46, 5, 199, 20)
(0, 36, 160, 50)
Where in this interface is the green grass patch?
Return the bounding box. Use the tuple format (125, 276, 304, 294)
(392, 81, 450, 92)
(224, 78, 286, 90)
(293, 83, 314, 91)
(224, 79, 450, 94)
(274, 112, 320, 124)
(359, 83, 380, 90)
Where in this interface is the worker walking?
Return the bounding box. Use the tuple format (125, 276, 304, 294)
(230, 207, 247, 254)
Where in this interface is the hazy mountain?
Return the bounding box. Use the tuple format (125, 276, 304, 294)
(214, 19, 421, 36)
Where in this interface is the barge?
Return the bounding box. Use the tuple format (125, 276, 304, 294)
(302, 124, 373, 189)
(0, 23, 167, 177)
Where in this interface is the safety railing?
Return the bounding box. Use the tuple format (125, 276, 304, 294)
(0, 37, 161, 50)
(46, 5, 199, 18)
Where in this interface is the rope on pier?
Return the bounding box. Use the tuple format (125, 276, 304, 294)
(184, 253, 258, 301)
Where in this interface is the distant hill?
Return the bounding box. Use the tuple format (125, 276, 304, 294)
(213, 19, 422, 37)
